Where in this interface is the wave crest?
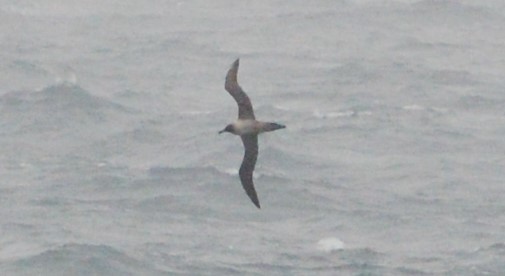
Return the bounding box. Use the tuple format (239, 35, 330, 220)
(1, 243, 165, 276)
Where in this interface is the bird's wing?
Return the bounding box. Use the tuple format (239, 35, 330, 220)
(225, 59, 255, 120)
(239, 134, 260, 208)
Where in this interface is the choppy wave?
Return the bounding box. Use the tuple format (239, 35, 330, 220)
(0, 84, 131, 134)
(0, 243, 167, 276)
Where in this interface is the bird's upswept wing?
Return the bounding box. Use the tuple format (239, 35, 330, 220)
(225, 59, 255, 120)
(239, 134, 260, 208)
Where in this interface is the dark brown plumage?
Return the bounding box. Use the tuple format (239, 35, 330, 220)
(225, 59, 255, 120)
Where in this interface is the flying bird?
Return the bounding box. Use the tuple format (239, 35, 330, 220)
(219, 59, 286, 209)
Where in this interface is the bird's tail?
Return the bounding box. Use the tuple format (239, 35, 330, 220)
(261, 122, 286, 132)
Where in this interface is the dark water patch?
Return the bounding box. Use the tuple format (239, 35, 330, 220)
(487, 243, 505, 253)
(238, 261, 304, 275)
(1, 83, 127, 113)
(172, 263, 246, 276)
(0, 84, 132, 134)
(432, 243, 505, 275)
(407, 0, 505, 25)
(32, 197, 71, 207)
(1, 222, 36, 232)
(0, 243, 167, 276)
(457, 94, 505, 110)
(303, 264, 427, 276)
(391, 266, 430, 275)
(9, 60, 49, 76)
(425, 69, 477, 87)
(469, 243, 505, 257)
(394, 37, 462, 53)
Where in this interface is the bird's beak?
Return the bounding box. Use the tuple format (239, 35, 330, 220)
(218, 129, 225, 134)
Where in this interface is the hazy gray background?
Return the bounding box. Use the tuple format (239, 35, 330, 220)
(1, 0, 504, 275)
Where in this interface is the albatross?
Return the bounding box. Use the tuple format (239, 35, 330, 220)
(219, 59, 286, 209)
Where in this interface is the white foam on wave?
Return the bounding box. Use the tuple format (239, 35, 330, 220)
(314, 110, 354, 118)
(316, 237, 345, 253)
(179, 110, 213, 116)
(272, 104, 293, 111)
(313, 110, 372, 119)
(47, 65, 78, 86)
(402, 104, 425, 111)
(218, 167, 265, 179)
(402, 104, 449, 114)
(222, 168, 238, 176)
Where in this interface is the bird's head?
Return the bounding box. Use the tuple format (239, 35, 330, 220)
(218, 124, 234, 134)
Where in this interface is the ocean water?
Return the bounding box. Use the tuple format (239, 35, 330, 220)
(1, 0, 504, 275)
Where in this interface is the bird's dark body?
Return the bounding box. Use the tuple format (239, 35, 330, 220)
(219, 59, 285, 209)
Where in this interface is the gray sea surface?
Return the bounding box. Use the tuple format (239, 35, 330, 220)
(1, 0, 504, 275)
